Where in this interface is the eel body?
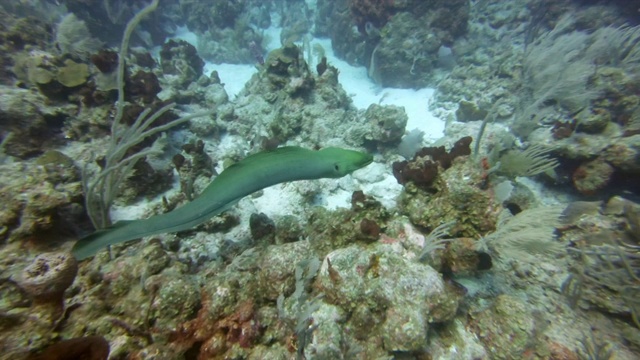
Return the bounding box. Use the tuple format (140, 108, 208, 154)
(72, 146, 373, 260)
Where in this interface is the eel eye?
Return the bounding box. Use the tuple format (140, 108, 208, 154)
(334, 164, 340, 171)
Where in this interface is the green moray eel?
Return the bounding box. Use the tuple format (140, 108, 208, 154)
(72, 146, 373, 260)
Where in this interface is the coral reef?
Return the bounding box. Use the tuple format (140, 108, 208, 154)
(0, 87, 74, 158)
(315, 244, 460, 353)
(572, 157, 615, 195)
(392, 136, 472, 190)
(16, 252, 78, 316)
(12, 51, 90, 100)
(321, 0, 470, 87)
(395, 137, 498, 239)
(350, 0, 396, 34)
(27, 336, 109, 360)
(432, 1, 640, 198)
(560, 197, 640, 329)
(361, 103, 407, 146)
(468, 295, 540, 359)
(221, 43, 384, 150)
(249, 212, 277, 243)
(63, 0, 170, 46)
(126, 70, 161, 104)
(90, 49, 119, 74)
(0, 155, 84, 244)
(159, 39, 204, 86)
(180, 0, 247, 32)
(179, 0, 267, 64)
(263, 44, 314, 92)
(368, 12, 442, 87)
(118, 156, 175, 203)
(172, 139, 215, 200)
(0, 9, 53, 84)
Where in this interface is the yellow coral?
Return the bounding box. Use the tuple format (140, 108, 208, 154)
(56, 59, 89, 87)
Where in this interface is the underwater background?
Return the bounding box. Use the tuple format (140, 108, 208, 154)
(1, 0, 640, 359)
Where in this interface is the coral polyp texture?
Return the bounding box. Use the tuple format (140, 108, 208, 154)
(17, 252, 78, 305)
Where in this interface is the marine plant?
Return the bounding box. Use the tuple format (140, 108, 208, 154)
(494, 143, 559, 179)
(562, 204, 640, 329)
(475, 206, 565, 260)
(54, 13, 102, 60)
(82, 0, 209, 229)
(514, 15, 640, 138)
(417, 220, 455, 262)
